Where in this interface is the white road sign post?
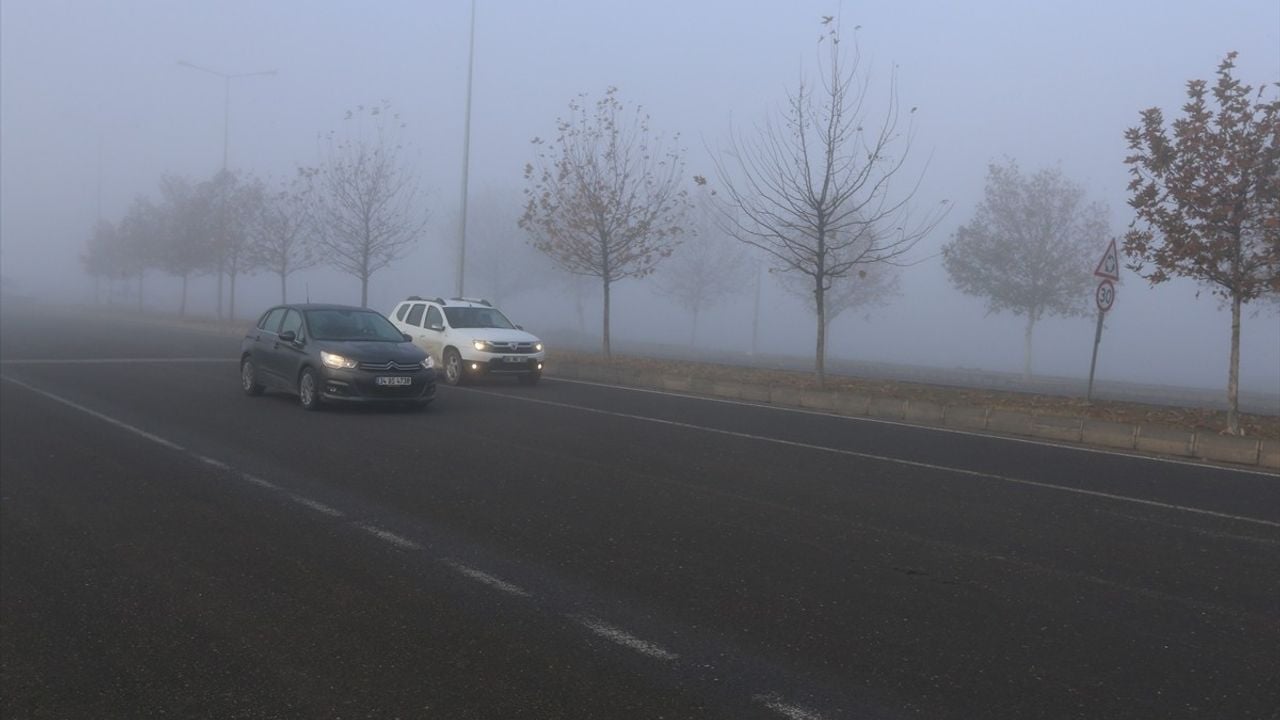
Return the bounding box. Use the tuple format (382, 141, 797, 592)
(1087, 241, 1120, 401)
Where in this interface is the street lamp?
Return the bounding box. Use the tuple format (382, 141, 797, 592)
(176, 60, 277, 171)
(456, 0, 477, 296)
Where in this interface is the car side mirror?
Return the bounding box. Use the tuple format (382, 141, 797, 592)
(516, 325, 524, 330)
(279, 330, 297, 343)
(401, 332, 412, 342)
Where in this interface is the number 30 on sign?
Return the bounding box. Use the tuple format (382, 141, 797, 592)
(1095, 280, 1115, 312)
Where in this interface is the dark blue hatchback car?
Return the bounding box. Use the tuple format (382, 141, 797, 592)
(240, 304, 436, 411)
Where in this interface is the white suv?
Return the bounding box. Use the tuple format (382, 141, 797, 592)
(388, 296, 546, 386)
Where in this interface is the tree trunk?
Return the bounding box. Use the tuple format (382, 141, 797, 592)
(280, 271, 288, 304)
(602, 276, 612, 357)
(815, 279, 826, 386)
(229, 270, 238, 320)
(1226, 294, 1242, 435)
(361, 275, 369, 308)
(1023, 313, 1036, 382)
(216, 266, 225, 319)
(688, 304, 700, 347)
(179, 273, 188, 318)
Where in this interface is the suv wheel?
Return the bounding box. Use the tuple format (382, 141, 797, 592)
(443, 348, 465, 386)
(241, 357, 264, 396)
(299, 368, 323, 411)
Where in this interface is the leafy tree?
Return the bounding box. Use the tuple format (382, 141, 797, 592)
(308, 102, 430, 307)
(655, 190, 752, 345)
(250, 173, 316, 303)
(208, 170, 265, 320)
(156, 174, 217, 317)
(82, 220, 122, 304)
(943, 160, 1107, 379)
(712, 22, 947, 383)
(117, 196, 162, 311)
(1124, 52, 1279, 434)
(521, 87, 691, 356)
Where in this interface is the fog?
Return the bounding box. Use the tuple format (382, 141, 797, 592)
(2, 0, 1277, 400)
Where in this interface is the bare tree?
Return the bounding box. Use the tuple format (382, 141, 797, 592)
(712, 22, 947, 383)
(1124, 52, 1279, 435)
(521, 87, 691, 356)
(943, 160, 1106, 380)
(655, 189, 752, 345)
(249, 173, 316, 303)
(81, 219, 121, 304)
(117, 195, 161, 312)
(308, 102, 429, 307)
(777, 235, 900, 339)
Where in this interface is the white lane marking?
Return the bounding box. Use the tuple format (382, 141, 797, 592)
(286, 493, 344, 517)
(0, 357, 238, 365)
(2, 375, 185, 451)
(444, 560, 531, 597)
(752, 694, 829, 720)
(573, 615, 679, 661)
(196, 455, 230, 470)
(463, 387, 1280, 529)
(548, 377, 1280, 479)
(241, 473, 280, 491)
(354, 523, 422, 551)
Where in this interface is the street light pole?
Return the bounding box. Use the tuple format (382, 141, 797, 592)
(176, 60, 276, 318)
(456, 0, 477, 297)
(176, 60, 276, 171)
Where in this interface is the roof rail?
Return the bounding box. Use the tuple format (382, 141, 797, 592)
(450, 296, 492, 307)
(406, 295, 424, 301)
(433, 296, 447, 305)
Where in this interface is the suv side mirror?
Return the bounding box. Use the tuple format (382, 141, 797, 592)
(279, 330, 297, 343)
(401, 332, 412, 342)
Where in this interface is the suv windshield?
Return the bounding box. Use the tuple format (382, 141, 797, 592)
(306, 309, 405, 342)
(443, 307, 516, 329)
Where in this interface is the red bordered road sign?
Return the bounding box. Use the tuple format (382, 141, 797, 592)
(1096, 279, 1115, 312)
(1094, 239, 1120, 281)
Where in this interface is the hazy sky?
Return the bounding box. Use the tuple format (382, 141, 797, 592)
(2, 0, 1278, 396)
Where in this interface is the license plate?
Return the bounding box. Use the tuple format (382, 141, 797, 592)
(376, 376, 413, 386)
(502, 356, 525, 363)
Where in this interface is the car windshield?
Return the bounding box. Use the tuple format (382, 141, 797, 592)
(305, 309, 405, 342)
(443, 307, 516, 329)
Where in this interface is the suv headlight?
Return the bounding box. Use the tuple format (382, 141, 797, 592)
(320, 351, 358, 369)
(534, 342, 544, 352)
(473, 340, 488, 351)
(421, 356, 435, 369)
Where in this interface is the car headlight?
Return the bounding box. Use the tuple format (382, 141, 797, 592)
(473, 340, 487, 351)
(534, 342, 544, 352)
(320, 351, 358, 369)
(421, 355, 435, 369)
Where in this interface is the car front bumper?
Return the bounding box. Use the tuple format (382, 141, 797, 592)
(318, 367, 437, 403)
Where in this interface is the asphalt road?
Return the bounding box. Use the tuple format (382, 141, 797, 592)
(2, 308, 1277, 719)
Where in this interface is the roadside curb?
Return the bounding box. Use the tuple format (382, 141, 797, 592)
(547, 362, 1279, 472)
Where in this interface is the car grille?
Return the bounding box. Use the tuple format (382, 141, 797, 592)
(484, 341, 538, 354)
(358, 360, 422, 372)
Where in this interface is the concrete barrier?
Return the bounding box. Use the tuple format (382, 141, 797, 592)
(1194, 434, 1261, 465)
(770, 386, 802, 407)
(661, 375, 693, 392)
(1081, 419, 1137, 450)
(987, 410, 1036, 436)
(1135, 425, 1195, 458)
(1259, 440, 1280, 470)
(867, 396, 907, 421)
(1029, 414, 1083, 443)
(834, 393, 871, 417)
(711, 381, 745, 400)
(799, 389, 837, 411)
(945, 406, 989, 431)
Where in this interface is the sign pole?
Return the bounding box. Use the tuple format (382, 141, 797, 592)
(1087, 308, 1104, 402)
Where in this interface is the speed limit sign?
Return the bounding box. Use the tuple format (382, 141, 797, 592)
(1095, 280, 1115, 312)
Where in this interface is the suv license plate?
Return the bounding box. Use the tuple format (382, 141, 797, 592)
(376, 376, 413, 386)
(502, 356, 525, 363)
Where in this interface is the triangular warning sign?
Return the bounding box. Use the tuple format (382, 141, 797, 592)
(1094, 239, 1120, 281)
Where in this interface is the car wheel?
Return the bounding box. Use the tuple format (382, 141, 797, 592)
(241, 357, 265, 396)
(298, 368, 323, 411)
(518, 371, 541, 386)
(443, 348, 465, 386)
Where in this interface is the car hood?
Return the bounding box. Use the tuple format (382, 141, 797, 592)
(317, 340, 426, 362)
(464, 328, 541, 343)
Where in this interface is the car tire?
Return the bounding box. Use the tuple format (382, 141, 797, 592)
(443, 348, 465, 386)
(518, 371, 541, 386)
(298, 367, 323, 411)
(241, 357, 264, 396)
